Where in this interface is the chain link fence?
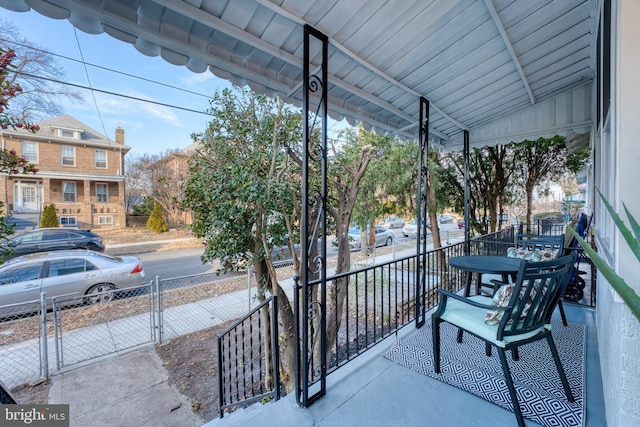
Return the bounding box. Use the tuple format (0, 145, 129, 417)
(52, 283, 155, 370)
(0, 299, 47, 388)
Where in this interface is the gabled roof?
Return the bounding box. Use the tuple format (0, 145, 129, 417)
(5, 114, 131, 151)
(2, 0, 596, 150)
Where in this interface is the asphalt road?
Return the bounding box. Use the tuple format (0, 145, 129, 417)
(132, 223, 462, 281)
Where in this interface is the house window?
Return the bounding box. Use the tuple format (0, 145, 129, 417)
(59, 216, 77, 227)
(62, 146, 76, 166)
(57, 128, 81, 139)
(96, 183, 108, 203)
(95, 150, 107, 168)
(98, 215, 114, 225)
(62, 182, 76, 202)
(22, 142, 38, 163)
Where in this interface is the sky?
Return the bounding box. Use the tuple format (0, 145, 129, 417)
(0, 8, 234, 156)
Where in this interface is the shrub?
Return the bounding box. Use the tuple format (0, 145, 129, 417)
(40, 204, 58, 228)
(146, 202, 168, 233)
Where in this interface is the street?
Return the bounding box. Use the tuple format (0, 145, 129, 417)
(132, 222, 463, 281)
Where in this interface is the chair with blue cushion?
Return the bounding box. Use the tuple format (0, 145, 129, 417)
(479, 233, 568, 325)
(432, 253, 576, 427)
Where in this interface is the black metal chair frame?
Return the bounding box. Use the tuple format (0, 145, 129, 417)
(481, 233, 569, 326)
(432, 253, 576, 427)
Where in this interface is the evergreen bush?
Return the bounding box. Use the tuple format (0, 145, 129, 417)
(146, 202, 168, 233)
(40, 204, 59, 228)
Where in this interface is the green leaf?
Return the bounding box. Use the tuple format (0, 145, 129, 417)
(596, 188, 640, 263)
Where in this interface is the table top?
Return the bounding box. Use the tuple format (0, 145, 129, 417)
(448, 255, 523, 275)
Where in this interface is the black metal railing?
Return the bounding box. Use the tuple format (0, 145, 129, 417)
(217, 295, 280, 418)
(216, 226, 531, 414)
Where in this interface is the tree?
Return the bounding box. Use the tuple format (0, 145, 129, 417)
(0, 47, 39, 261)
(148, 149, 188, 226)
(184, 87, 302, 392)
(146, 202, 168, 233)
(124, 153, 157, 213)
(40, 204, 58, 228)
(125, 151, 189, 225)
(512, 136, 571, 227)
(0, 19, 83, 122)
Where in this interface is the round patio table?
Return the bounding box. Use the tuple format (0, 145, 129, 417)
(448, 255, 523, 297)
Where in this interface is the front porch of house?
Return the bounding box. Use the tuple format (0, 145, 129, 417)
(205, 302, 603, 427)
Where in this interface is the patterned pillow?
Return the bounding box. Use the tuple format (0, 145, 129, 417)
(506, 247, 559, 261)
(484, 283, 536, 326)
(535, 248, 559, 260)
(506, 247, 539, 261)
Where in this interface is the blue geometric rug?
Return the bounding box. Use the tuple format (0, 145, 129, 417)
(383, 319, 584, 427)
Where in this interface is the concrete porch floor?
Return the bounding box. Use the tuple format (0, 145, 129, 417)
(204, 303, 603, 427)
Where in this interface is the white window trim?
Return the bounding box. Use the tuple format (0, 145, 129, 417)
(62, 146, 76, 166)
(95, 149, 107, 168)
(97, 215, 114, 225)
(21, 141, 39, 163)
(62, 181, 77, 203)
(96, 183, 109, 203)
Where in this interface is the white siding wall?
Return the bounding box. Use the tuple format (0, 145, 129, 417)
(597, 0, 640, 425)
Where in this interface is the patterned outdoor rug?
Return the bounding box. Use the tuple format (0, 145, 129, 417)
(383, 319, 585, 427)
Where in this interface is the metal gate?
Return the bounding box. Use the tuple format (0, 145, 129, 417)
(52, 283, 155, 370)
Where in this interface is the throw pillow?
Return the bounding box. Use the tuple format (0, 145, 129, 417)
(506, 247, 539, 261)
(484, 283, 537, 326)
(535, 248, 559, 260)
(485, 283, 513, 325)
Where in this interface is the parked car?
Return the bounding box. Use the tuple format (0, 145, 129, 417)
(437, 214, 454, 224)
(347, 225, 394, 250)
(0, 250, 145, 319)
(457, 220, 465, 229)
(2, 228, 105, 261)
(402, 219, 432, 238)
(380, 217, 405, 229)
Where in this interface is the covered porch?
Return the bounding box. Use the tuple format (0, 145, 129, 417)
(204, 302, 603, 427)
(2, 0, 638, 425)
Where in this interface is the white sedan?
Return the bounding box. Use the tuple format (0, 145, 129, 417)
(402, 219, 432, 237)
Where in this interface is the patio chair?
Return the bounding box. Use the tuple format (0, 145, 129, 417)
(432, 253, 576, 427)
(479, 233, 568, 325)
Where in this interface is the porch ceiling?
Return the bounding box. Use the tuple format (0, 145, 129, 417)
(1, 0, 596, 150)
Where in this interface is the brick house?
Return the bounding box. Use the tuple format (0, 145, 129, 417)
(0, 115, 130, 229)
(149, 143, 196, 225)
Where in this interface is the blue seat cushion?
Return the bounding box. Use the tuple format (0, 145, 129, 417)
(439, 296, 545, 348)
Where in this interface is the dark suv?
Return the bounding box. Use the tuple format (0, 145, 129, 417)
(2, 228, 105, 260)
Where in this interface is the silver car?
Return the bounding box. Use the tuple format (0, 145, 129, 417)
(347, 225, 394, 250)
(0, 250, 146, 318)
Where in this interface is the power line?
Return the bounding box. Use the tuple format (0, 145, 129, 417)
(13, 71, 214, 117)
(0, 37, 212, 100)
(73, 27, 109, 140)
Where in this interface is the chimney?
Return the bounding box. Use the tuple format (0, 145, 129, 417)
(115, 126, 125, 145)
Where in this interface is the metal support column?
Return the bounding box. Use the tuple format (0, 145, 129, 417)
(296, 23, 328, 408)
(415, 97, 430, 328)
(463, 130, 471, 255)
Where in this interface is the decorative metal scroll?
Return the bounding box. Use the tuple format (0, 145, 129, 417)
(415, 97, 430, 328)
(296, 24, 328, 408)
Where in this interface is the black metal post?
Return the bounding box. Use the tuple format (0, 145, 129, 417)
(463, 130, 471, 255)
(298, 23, 328, 408)
(416, 96, 429, 328)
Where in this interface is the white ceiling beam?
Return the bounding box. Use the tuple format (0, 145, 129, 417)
(254, 0, 468, 132)
(483, 0, 535, 105)
(152, 0, 447, 139)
